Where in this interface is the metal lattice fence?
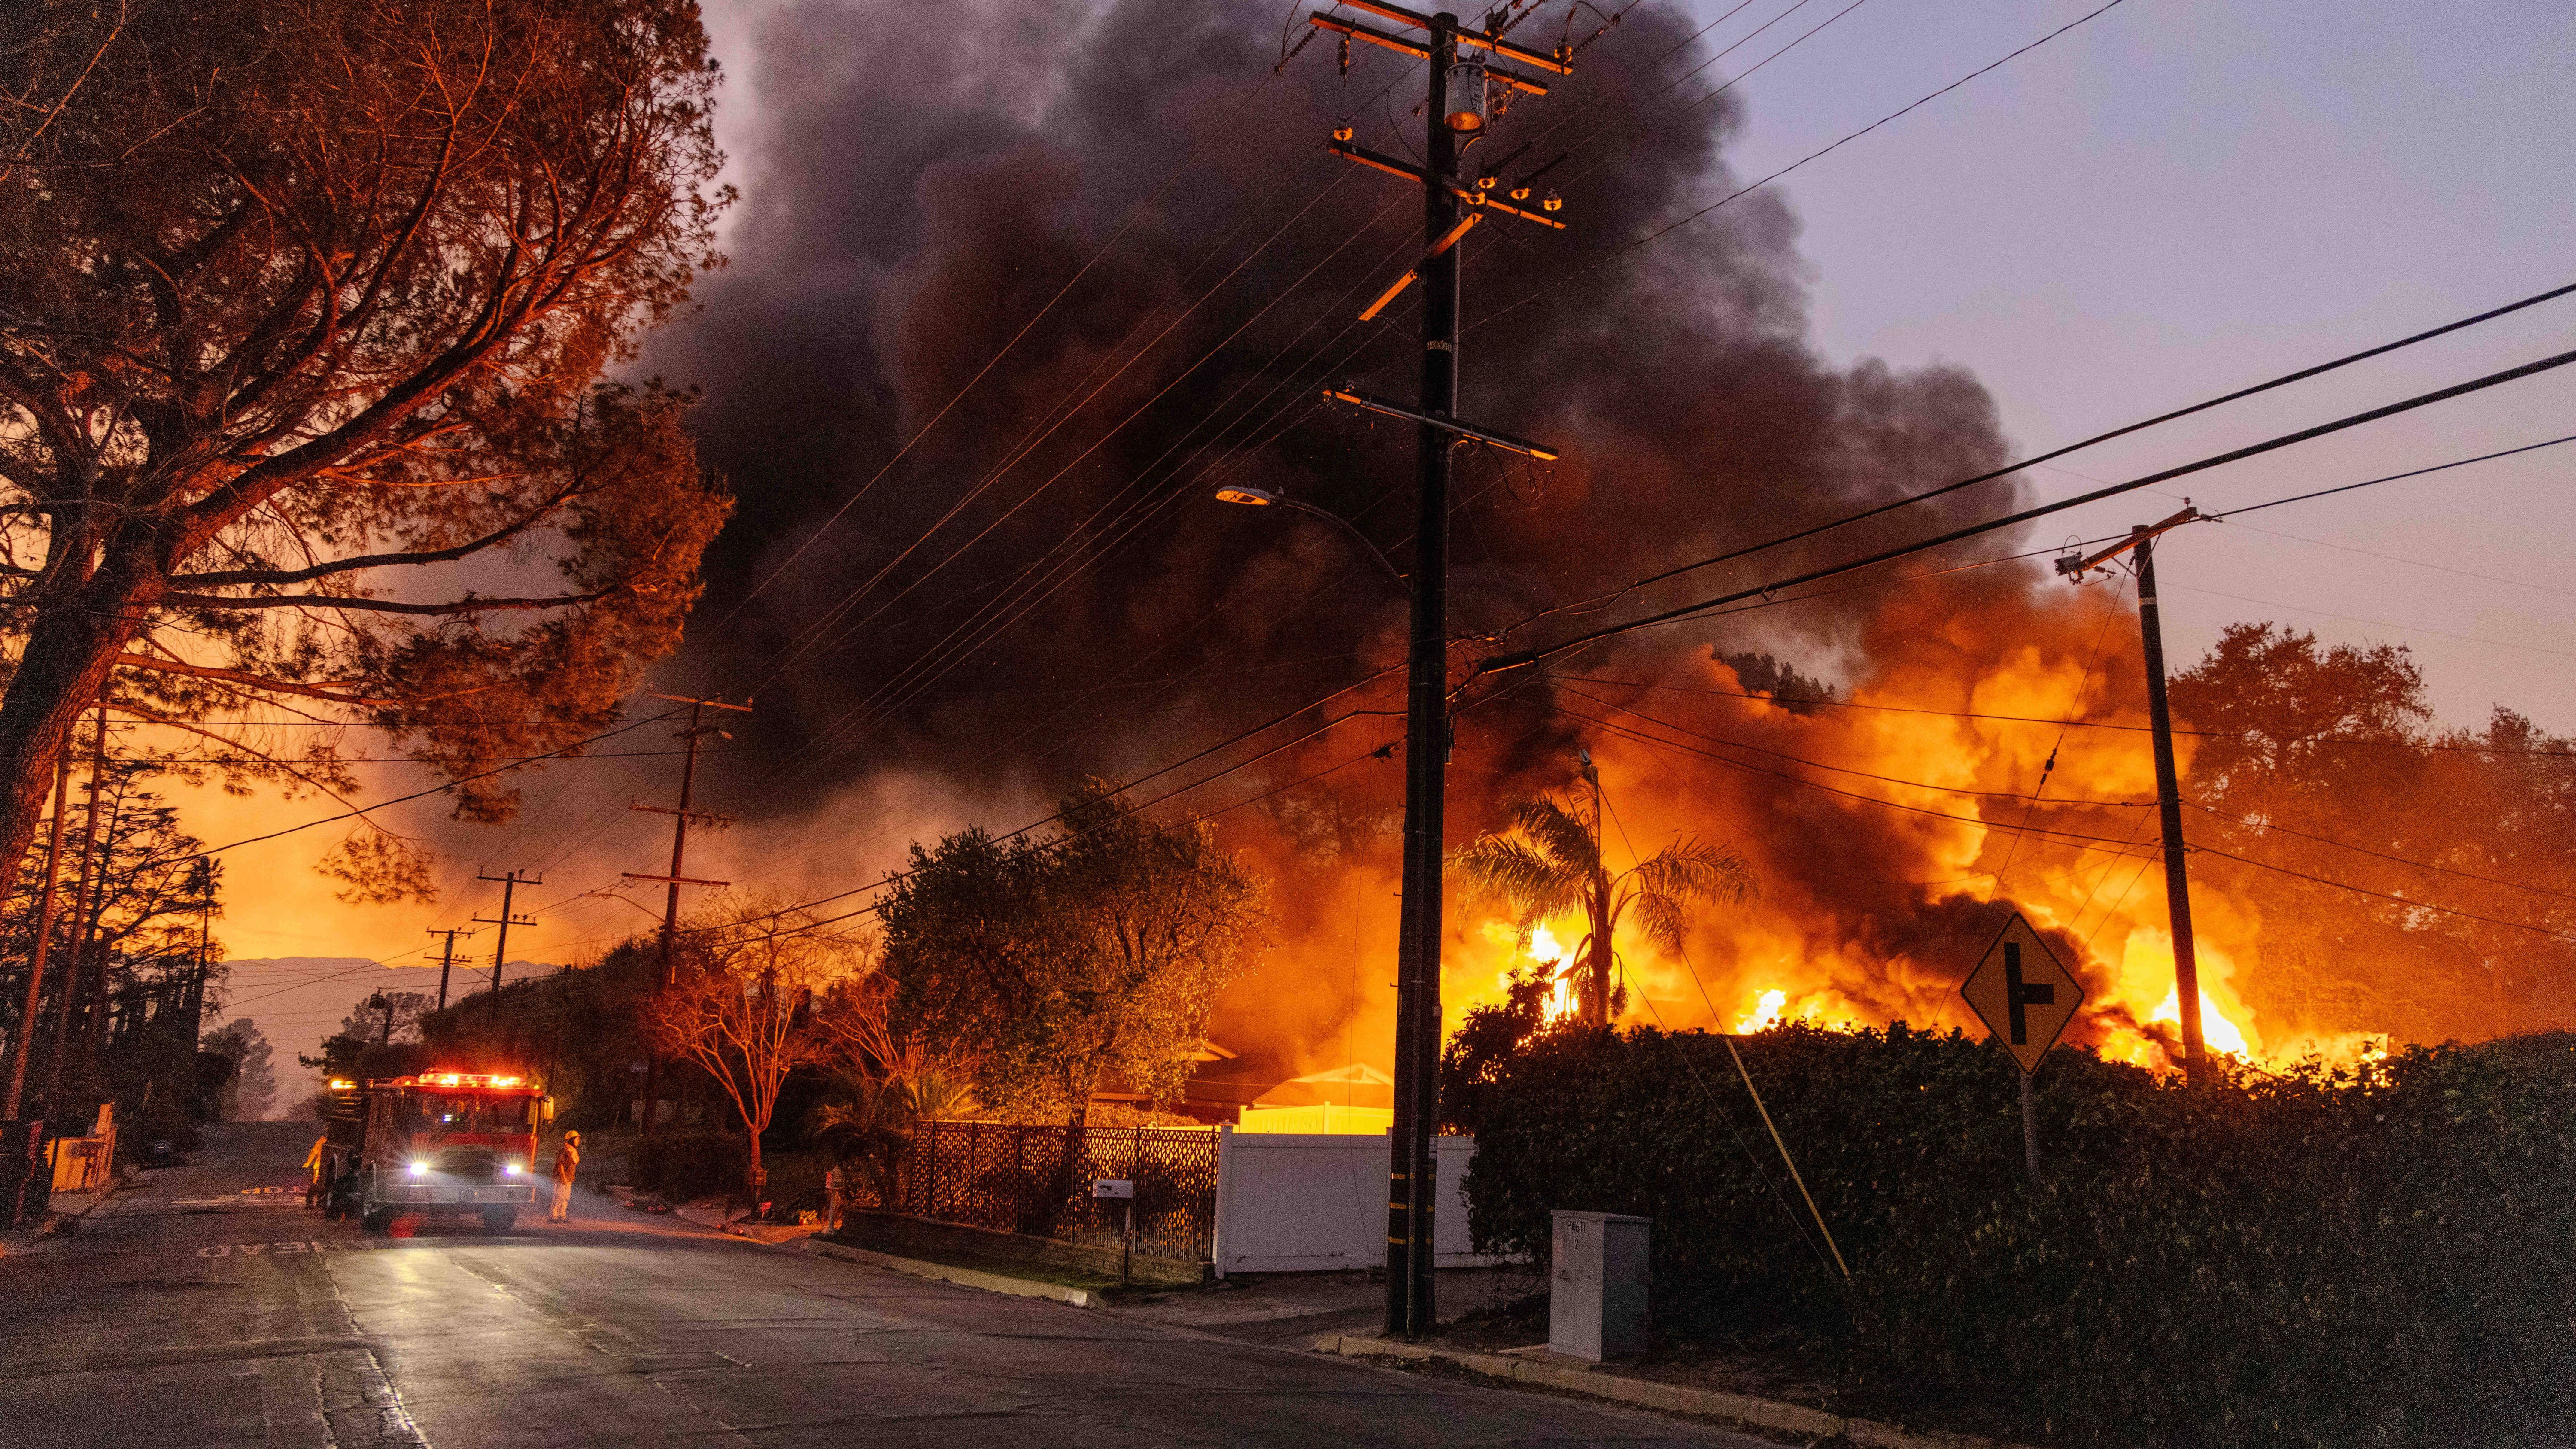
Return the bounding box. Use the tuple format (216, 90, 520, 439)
(864, 1121, 1220, 1261)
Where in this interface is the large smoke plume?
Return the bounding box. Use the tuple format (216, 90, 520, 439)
(637, 0, 2239, 1087)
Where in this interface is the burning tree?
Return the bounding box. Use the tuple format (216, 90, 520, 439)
(878, 779, 1263, 1128)
(2172, 623, 2576, 1039)
(0, 0, 732, 906)
(644, 897, 875, 1203)
(1452, 759, 1754, 1027)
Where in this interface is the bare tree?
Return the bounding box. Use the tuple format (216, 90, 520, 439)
(0, 0, 734, 904)
(645, 897, 873, 1204)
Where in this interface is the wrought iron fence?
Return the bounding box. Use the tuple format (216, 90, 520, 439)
(863, 1120, 1221, 1262)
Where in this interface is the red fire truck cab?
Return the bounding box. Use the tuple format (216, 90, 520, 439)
(316, 1072, 550, 1233)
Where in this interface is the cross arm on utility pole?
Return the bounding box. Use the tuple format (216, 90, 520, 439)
(471, 912, 537, 928)
(1327, 141, 1566, 228)
(1309, 13, 1554, 93)
(1324, 385, 1560, 460)
(1330, 0, 1574, 71)
(648, 693, 754, 713)
(621, 872, 730, 888)
(2055, 505, 2199, 580)
(629, 803, 735, 824)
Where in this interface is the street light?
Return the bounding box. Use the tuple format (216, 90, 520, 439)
(1211, 486, 1406, 589)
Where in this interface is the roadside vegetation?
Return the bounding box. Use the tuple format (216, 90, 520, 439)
(1446, 1009, 2576, 1446)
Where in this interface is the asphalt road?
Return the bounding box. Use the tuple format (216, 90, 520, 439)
(0, 1121, 1767, 1447)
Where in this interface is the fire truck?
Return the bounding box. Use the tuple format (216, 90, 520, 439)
(316, 1072, 550, 1233)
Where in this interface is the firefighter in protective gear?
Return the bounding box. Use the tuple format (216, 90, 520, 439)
(549, 1130, 581, 1222)
(303, 1136, 329, 1207)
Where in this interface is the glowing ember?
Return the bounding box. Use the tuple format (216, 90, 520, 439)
(1736, 988, 1788, 1033)
(2148, 988, 2249, 1056)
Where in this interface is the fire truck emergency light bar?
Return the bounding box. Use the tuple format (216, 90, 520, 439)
(372, 1072, 533, 1089)
(1322, 385, 1561, 461)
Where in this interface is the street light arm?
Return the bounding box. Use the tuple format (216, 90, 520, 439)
(1273, 497, 1409, 589)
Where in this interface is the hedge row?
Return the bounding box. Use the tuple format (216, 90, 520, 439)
(1445, 1020, 2576, 1447)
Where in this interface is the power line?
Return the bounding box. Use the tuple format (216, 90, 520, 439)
(1478, 340, 2576, 675)
(2161, 581, 2576, 660)
(2202, 433, 2576, 522)
(1543, 673, 2576, 756)
(1548, 700, 2148, 851)
(1471, 0, 2145, 340)
(2191, 843, 2576, 943)
(708, 64, 1298, 631)
(1509, 282, 2576, 632)
(2185, 801, 2576, 904)
(1552, 680, 2151, 806)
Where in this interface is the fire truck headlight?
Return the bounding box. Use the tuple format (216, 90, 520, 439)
(503, 1162, 521, 1176)
(408, 1161, 429, 1176)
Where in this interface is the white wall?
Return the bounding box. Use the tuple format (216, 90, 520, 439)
(1211, 1128, 1508, 1276)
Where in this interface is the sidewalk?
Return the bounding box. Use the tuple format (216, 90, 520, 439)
(600, 1184, 821, 1245)
(1309, 1333, 2040, 1449)
(0, 1174, 125, 1258)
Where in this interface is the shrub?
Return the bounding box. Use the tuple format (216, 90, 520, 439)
(631, 1130, 750, 1203)
(1446, 1020, 2576, 1447)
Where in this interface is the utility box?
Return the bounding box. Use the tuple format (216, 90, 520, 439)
(1549, 1210, 1650, 1361)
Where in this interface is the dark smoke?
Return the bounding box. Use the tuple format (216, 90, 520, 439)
(641, 0, 2051, 1076)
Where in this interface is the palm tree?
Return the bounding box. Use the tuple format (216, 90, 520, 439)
(1451, 760, 1755, 1027)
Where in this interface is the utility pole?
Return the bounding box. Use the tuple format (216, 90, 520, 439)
(623, 693, 746, 1136)
(2, 746, 74, 1121)
(2057, 507, 2207, 1080)
(474, 870, 540, 998)
(368, 991, 395, 1045)
(182, 857, 214, 1052)
(426, 927, 477, 1012)
(1309, 0, 1568, 1340)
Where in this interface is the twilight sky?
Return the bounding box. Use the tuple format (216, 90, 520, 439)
(210, 0, 2575, 1101)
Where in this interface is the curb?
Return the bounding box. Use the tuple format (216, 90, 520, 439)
(1310, 1333, 2036, 1449)
(0, 1173, 128, 1258)
(798, 1237, 1103, 1309)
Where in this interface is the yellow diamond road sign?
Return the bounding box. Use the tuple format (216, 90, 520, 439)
(1960, 913, 2084, 1075)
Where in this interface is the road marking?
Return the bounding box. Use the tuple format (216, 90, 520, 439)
(175, 1197, 307, 1207)
(198, 1241, 340, 1257)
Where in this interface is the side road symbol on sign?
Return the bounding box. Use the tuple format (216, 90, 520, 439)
(1961, 913, 2084, 1074)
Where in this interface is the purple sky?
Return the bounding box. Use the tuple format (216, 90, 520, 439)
(1660, 0, 2574, 727)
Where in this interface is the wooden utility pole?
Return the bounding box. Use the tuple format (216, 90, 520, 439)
(2057, 508, 2207, 1080)
(624, 693, 747, 1136)
(427, 927, 477, 1012)
(474, 870, 540, 998)
(1309, 0, 1569, 1340)
(2, 747, 74, 1120)
(181, 857, 214, 1051)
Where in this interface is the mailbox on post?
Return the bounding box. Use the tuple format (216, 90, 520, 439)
(1094, 1179, 1137, 1283)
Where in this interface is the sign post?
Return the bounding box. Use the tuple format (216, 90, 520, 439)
(1960, 914, 2084, 1184)
(1094, 1178, 1135, 1283)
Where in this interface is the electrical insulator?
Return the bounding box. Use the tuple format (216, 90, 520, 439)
(1331, 123, 1354, 143)
(1476, 173, 1499, 191)
(1508, 185, 1530, 201)
(1467, 189, 1488, 206)
(1541, 191, 1562, 212)
(1443, 59, 1490, 132)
